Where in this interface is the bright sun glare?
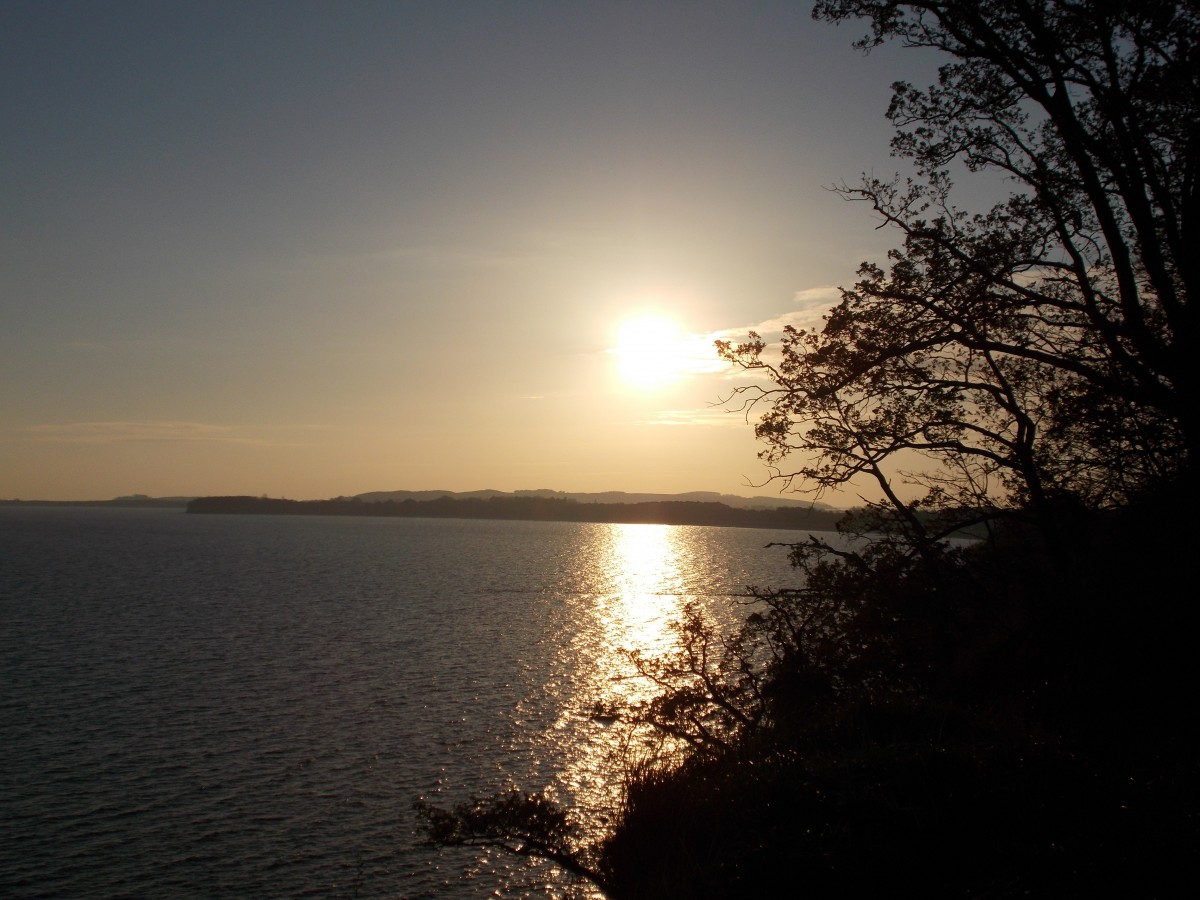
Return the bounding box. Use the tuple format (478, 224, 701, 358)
(613, 315, 690, 390)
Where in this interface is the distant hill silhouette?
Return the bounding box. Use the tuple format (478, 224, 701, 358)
(0, 495, 192, 508)
(4, 488, 840, 516)
(188, 494, 844, 530)
(352, 488, 836, 511)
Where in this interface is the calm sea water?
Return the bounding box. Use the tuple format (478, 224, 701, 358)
(0, 507, 811, 898)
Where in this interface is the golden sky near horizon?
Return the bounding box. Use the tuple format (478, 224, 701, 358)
(1, 2, 945, 503)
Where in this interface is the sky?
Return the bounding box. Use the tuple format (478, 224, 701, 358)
(2, 1, 944, 503)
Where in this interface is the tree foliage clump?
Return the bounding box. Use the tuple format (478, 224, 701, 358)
(722, 0, 1194, 531)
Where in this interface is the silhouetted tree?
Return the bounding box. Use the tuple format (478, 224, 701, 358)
(610, 2, 1200, 891)
(722, 0, 1195, 540)
(418, 5, 1198, 893)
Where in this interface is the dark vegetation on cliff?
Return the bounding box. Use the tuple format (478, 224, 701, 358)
(418, 1, 1198, 894)
(596, 484, 1197, 897)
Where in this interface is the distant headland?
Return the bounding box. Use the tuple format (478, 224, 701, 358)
(186, 490, 844, 531)
(2, 489, 845, 530)
(0, 494, 194, 509)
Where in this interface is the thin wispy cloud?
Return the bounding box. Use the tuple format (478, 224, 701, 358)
(367, 244, 537, 269)
(673, 333, 733, 377)
(643, 403, 773, 428)
(339, 228, 576, 271)
(605, 286, 841, 399)
(58, 336, 198, 354)
(15, 421, 315, 447)
(694, 285, 843, 385)
(709, 285, 841, 345)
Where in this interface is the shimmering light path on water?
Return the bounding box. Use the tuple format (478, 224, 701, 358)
(0, 508, 810, 897)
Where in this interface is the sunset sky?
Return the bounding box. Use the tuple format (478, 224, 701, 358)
(2, 1, 942, 503)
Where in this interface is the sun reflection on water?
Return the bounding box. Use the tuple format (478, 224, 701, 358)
(604, 523, 683, 662)
(496, 521, 802, 896)
(546, 523, 695, 860)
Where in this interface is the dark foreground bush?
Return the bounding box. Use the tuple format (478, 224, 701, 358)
(606, 701, 1197, 898)
(599, 484, 1200, 898)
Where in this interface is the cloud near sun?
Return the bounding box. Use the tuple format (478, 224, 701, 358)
(610, 287, 840, 393)
(709, 286, 841, 345)
(609, 316, 727, 390)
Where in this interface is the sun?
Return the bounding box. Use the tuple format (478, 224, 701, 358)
(612, 315, 689, 390)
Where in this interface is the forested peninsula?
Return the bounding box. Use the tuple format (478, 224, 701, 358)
(186, 494, 844, 531)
